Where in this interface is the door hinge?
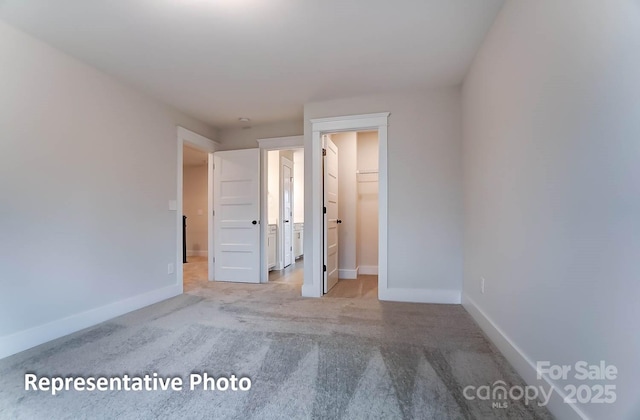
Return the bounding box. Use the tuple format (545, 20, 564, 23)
(323, 265, 327, 272)
(322, 148, 327, 156)
(212, 257, 215, 263)
(323, 206, 326, 214)
(212, 210, 215, 216)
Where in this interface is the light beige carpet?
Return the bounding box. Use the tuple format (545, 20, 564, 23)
(0, 267, 553, 419)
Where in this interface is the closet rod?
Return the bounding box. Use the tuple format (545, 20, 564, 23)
(356, 169, 378, 174)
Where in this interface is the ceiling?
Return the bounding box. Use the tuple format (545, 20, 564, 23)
(0, 0, 504, 128)
(183, 144, 208, 167)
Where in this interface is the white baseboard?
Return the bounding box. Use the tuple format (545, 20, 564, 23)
(339, 267, 359, 279)
(359, 265, 378, 275)
(378, 287, 461, 304)
(187, 250, 208, 257)
(0, 284, 182, 360)
(462, 294, 587, 420)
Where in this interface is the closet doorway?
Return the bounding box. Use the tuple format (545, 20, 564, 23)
(305, 112, 389, 299)
(322, 131, 379, 297)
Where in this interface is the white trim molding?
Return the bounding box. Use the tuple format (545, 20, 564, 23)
(178, 126, 221, 150)
(257, 135, 303, 150)
(358, 265, 378, 275)
(462, 294, 587, 420)
(310, 113, 391, 132)
(0, 284, 181, 359)
(338, 268, 359, 279)
(304, 112, 390, 299)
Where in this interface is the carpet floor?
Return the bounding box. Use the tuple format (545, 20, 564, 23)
(0, 266, 553, 419)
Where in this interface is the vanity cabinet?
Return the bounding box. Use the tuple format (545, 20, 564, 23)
(268, 224, 277, 270)
(293, 223, 303, 259)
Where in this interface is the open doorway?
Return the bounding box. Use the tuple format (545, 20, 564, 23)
(267, 150, 304, 269)
(257, 135, 305, 288)
(266, 148, 304, 285)
(176, 127, 217, 293)
(322, 131, 379, 298)
(182, 144, 209, 291)
(304, 112, 389, 299)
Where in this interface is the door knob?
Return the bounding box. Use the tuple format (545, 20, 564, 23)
(337, 219, 342, 224)
(252, 220, 258, 225)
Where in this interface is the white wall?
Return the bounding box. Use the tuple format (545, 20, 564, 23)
(356, 131, 379, 271)
(462, 1, 640, 419)
(217, 120, 303, 150)
(304, 88, 463, 300)
(183, 163, 208, 255)
(0, 21, 216, 358)
(330, 132, 358, 276)
(293, 149, 304, 223)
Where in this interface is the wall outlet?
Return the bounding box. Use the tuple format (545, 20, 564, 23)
(168, 263, 175, 275)
(481, 277, 485, 294)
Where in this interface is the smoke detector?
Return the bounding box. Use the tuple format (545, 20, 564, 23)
(238, 117, 252, 129)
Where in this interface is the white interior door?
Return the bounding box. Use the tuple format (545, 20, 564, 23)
(282, 159, 293, 268)
(213, 148, 260, 283)
(324, 136, 339, 293)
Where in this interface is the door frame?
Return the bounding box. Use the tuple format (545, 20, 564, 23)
(280, 155, 294, 269)
(176, 127, 220, 290)
(304, 113, 390, 298)
(256, 135, 304, 283)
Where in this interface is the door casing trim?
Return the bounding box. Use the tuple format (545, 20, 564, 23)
(304, 113, 390, 298)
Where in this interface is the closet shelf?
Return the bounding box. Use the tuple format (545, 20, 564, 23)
(356, 169, 379, 183)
